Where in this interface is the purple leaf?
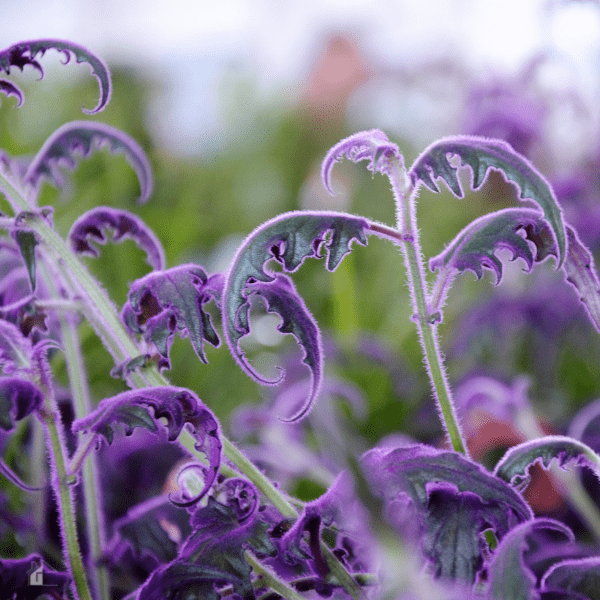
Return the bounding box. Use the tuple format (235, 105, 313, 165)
(493, 435, 600, 492)
(0, 79, 23, 106)
(320, 129, 404, 195)
(71, 386, 222, 506)
(486, 518, 574, 600)
(0, 376, 43, 431)
(0, 553, 71, 597)
(562, 225, 600, 333)
(361, 443, 532, 583)
(542, 556, 600, 600)
(223, 210, 368, 417)
(430, 207, 555, 285)
(68, 207, 165, 270)
(122, 265, 223, 369)
(0, 38, 111, 113)
(24, 121, 153, 203)
(137, 495, 276, 600)
(409, 135, 566, 267)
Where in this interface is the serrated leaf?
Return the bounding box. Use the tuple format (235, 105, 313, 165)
(409, 135, 566, 267)
(486, 518, 574, 600)
(223, 210, 368, 413)
(493, 435, 600, 491)
(542, 556, 600, 599)
(68, 207, 165, 270)
(361, 444, 532, 583)
(72, 386, 222, 506)
(430, 207, 554, 284)
(137, 497, 277, 600)
(121, 264, 223, 369)
(0, 38, 111, 113)
(24, 121, 153, 203)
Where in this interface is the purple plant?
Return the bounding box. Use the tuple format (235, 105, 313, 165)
(1, 38, 600, 600)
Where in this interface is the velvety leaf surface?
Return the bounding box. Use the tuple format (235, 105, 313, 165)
(361, 444, 532, 582)
(493, 435, 600, 491)
(409, 135, 566, 266)
(68, 207, 165, 270)
(0, 376, 43, 431)
(0, 38, 111, 113)
(320, 129, 404, 194)
(486, 518, 574, 600)
(136, 495, 276, 600)
(223, 210, 367, 416)
(24, 121, 153, 203)
(429, 207, 554, 284)
(0, 319, 34, 373)
(122, 264, 223, 368)
(542, 556, 600, 599)
(71, 386, 221, 506)
(0, 553, 71, 599)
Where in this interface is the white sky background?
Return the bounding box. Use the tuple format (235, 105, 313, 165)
(1, 0, 600, 155)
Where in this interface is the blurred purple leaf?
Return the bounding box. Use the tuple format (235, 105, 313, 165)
(68, 206, 165, 271)
(121, 264, 223, 369)
(24, 121, 153, 203)
(486, 518, 574, 600)
(409, 135, 566, 266)
(362, 443, 532, 583)
(137, 495, 276, 600)
(542, 556, 600, 599)
(0, 553, 71, 598)
(0, 38, 111, 113)
(71, 386, 221, 506)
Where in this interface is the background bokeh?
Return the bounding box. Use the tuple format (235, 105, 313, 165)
(3, 0, 600, 499)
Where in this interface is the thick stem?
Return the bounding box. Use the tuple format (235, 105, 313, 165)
(388, 159, 468, 456)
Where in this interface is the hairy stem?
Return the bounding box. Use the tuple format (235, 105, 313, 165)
(388, 158, 468, 456)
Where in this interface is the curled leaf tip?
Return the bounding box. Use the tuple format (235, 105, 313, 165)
(0, 39, 111, 113)
(321, 129, 403, 195)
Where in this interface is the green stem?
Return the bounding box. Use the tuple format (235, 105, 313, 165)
(244, 551, 307, 600)
(387, 159, 468, 456)
(39, 396, 93, 600)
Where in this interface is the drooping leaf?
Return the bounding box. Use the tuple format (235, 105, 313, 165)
(68, 207, 165, 270)
(71, 386, 222, 506)
(320, 129, 404, 195)
(12, 230, 37, 292)
(361, 443, 532, 583)
(244, 274, 322, 421)
(137, 496, 277, 600)
(0, 79, 23, 106)
(106, 495, 193, 565)
(24, 121, 153, 203)
(223, 210, 368, 414)
(493, 435, 600, 492)
(121, 264, 223, 369)
(486, 518, 574, 600)
(429, 207, 554, 284)
(409, 135, 566, 266)
(0, 38, 111, 113)
(562, 225, 600, 333)
(542, 556, 600, 600)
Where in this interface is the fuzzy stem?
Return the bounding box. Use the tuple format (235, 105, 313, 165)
(387, 158, 468, 456)
(36, 367, 93, 600)
(244, 550, 307, 600)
